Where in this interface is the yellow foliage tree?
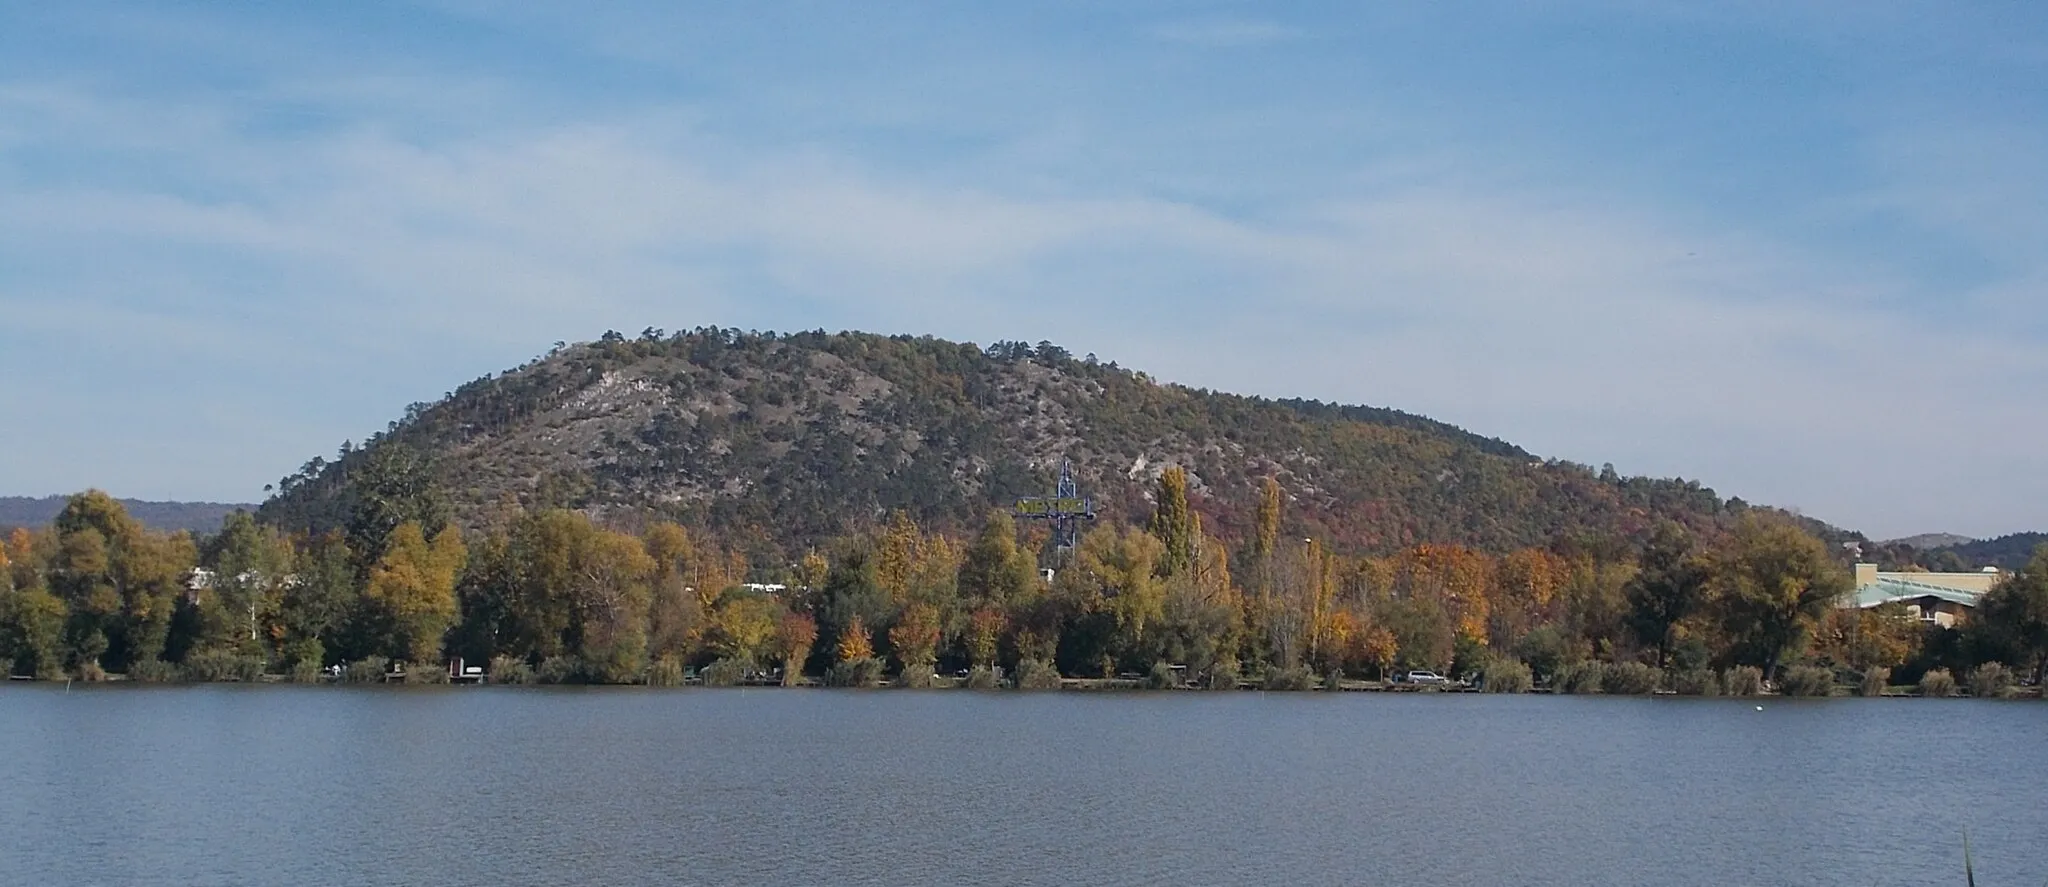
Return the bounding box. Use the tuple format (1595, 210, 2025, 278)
(365, 521, 467, 667)
(836, 614, 874, 663)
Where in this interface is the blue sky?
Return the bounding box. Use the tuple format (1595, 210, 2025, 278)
(2, 2, 2044, 539)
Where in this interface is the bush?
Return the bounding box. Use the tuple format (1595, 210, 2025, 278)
(965, 666, 1001, 690)
(896, 658, 940, 689)
(1776, 665, 1834, 698)
(535, 656, 582, 685)
(345, 656, 391, 684)
(1858, 666, 1890, 697)
(1013, 658, 1062, 690)
(288, 658, 324, 684)
(1145, 661, 1180, 690)
(127, 658, 178, 683)
(1204, 658, 1240, 690)
(826, 657, 884, 688)
(490, 655, 534, 685)
(1601, 662, 1660, 695)
(182, 649, 266, 683)
(1968, 662, 2015, 699)
(1554, 661, 1607, 695)
(1918, 668, 1958, 698)
(1262, 665, 1315, 691)
(1668, 668, 1719, 696)
(701, 658, 750, 688)
(404, 663, 449, 685)
(1322, 669, 1346, 692)
(1479, 658, 1532, 694)
(645, 656, 686, 688)
(77, 661, 109, 682)
(1722, 666, 1764, 697)
(281, 638, 324, 672)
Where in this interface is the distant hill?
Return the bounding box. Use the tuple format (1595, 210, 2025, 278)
(1881, 533, 1976, 551)
(1926, 533, 2048, 572)
(258, 328, 1822, 558)
(0, 496, 251, 535)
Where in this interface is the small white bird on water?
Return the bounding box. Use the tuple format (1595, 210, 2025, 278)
(1754, 705, 1763, 711)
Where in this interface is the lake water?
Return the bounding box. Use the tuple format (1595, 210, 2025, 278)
(2, 686, 2042, 887)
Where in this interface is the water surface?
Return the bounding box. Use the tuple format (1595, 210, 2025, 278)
(3, 687, 2041, 886)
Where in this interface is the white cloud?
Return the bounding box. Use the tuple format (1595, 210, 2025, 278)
(2, 72, 2045, 537)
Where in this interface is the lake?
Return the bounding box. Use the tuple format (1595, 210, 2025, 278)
(2, 686, 2042, 886)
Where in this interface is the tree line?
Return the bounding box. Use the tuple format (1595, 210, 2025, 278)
(4, 473, 2045, 692)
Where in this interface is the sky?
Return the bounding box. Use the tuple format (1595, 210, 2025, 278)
(1, 1, 2044, 540)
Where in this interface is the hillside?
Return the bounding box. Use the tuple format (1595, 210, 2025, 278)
(1927, 533, 2048, 572)
(0, 496, 250, 535)
(258, 328, 1783, 558)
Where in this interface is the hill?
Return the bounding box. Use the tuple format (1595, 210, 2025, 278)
(257, 328, 1799, 558)
(1926, 533, 2048, 572)
(0, 496, 250, 535)
(1880, 533, 1975, 551)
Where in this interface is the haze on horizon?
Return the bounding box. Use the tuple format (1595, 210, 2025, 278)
(2, 2, 2044, 540)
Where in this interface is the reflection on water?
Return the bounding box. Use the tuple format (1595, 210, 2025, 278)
(1, 687, 2041, 887)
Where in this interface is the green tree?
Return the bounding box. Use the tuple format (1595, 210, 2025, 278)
(1710, 516, 1850, 680)
(48, 491, 194, 671)
(958, 511, 1033, 607)
(1148, 467, 1195, 577)
(1625, 522, 1710, 668)
(1966, 545, 2048, 683)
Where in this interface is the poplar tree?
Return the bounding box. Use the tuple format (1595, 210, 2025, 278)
(1148, 467, 1195, 578)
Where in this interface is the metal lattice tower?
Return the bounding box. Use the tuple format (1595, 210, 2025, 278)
(1015, 460, 1096, 554)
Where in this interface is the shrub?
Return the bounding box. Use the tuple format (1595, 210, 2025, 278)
(1918, 668, 1957, 698)
(1262, 665, 1315, 691)
(965, 666, 1001, 690)
(1204, 658, 1240, 690)
(1968, 662, 2015, 699)
(345, 656, 391, 684)
(1145, 661, 1180, 690)
(1777, 665, 1834, 698)
(1012, 658, 1062, 690)
(1668, 668, 1719, 696)
(1322, 669, 1346, 692)
(1601, 662, 1660, 696)
(182, 650, 266, 683)
(535, 656, 582, 685)
(1857, 666, 1890, 697)
(701, 658, 750, 688)
(281, 638, 324, 673)
(1554, 661, 1607, 695)
(288, 658, 324, 684)
(645, 656, 686, 688)
(404, 663, 449, 685)
(826, 657, 884, 688)
(896, 658, 940, 689)
(1722, 666, 1765, 697)
(490, 655, 534, 685)
(77, 661, 109, 682)
(127, 658, 178, 683)
(1479, 658, 1532, 694)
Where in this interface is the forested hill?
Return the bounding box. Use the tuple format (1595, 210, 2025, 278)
(0, 496, 249, 534)
(257, 328, 1794, 558)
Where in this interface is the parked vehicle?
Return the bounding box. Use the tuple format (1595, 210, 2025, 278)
(1402, 669, 1450, 686)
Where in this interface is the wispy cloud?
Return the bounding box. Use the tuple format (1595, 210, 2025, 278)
(1145, 18, 1300, 48)
(1, 4, 2044, 538)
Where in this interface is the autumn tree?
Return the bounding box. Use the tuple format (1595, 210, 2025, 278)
(837, 614, 874, 662)
(364, 521, 467, 667)
(775, 610, 818, 685)
(965, 606, 1004, 668)
(643, 522, 703, 659)
(711, 593, 780, 667)
(889, 602, 942, 680)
